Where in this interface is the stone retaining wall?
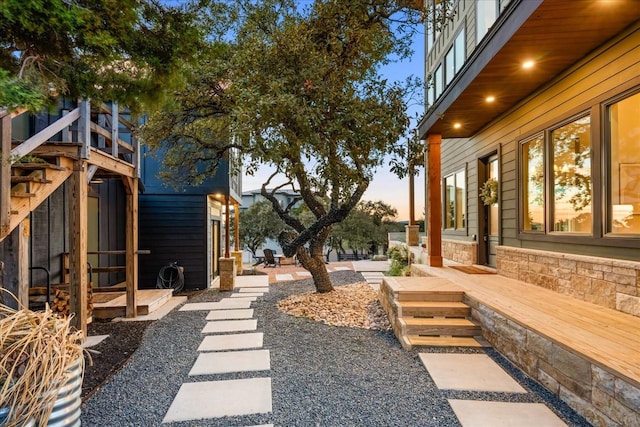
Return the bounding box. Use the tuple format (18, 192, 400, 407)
(442, 239, 477, 265)
(497, 246, 640, 318)
(468, 299, 640, 426)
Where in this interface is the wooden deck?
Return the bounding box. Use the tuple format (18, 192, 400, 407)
(410, 263, 640, 389)
(92, 289, 173, 319)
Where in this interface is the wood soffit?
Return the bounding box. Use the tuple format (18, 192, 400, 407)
(419, 0, 640, 139)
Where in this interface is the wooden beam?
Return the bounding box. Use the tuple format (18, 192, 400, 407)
(10, 108, 80, 160)
(1, 113, 11, 238)
(125, 178, 138, 318)
(426, 134, 443, 267)
(69, 160, 88, 337)
(86, 147, 135, 177)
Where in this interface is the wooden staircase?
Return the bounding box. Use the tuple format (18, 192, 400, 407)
(2, 155, 73, 241)
(379, 276, 489, 350)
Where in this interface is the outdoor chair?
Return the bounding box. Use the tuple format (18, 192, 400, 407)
(263, 248, 279, 268)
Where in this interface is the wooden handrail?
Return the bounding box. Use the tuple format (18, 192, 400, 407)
(10, 108, 80, 159)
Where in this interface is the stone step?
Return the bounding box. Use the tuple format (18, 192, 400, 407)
(397, 300, 470, 318)
(401, 317, 482, 336)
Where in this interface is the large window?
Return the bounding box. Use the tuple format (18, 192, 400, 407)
(445, 28, 466, 85)
(551, 117, 592, 232)
(476, 0, 497, 43)
(522, 135, 545, 232)
(444, 170, 466, 230)
(608, 91, 640, 235)
(520, 116, 592, 234)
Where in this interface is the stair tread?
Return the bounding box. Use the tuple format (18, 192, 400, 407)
(403, 317, 478, 326)
(12, 162, 66, 171)
(398, 301, 468, 308)
(11, 192, 36, 198)
(11, 176, 52, 184)
(407, 336, 489, 348)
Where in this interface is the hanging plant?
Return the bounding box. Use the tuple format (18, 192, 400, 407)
(480, 178, 498, 206)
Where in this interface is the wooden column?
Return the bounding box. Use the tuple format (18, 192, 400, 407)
(426, 134, 443, 267)
(125, 177, 138, 318)
(224, 196, 230, 258)
(69, 161, 88, 336)
(234, 202, 240, 252)
(1, 113, 11, 237)
(78, 99, 91, 160)
(0, 219, 30, 309)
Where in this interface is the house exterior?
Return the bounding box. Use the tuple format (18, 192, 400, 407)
(0, 100, 142, 333)
(418, 0, 640, 316)
(138, 146, 242, 290)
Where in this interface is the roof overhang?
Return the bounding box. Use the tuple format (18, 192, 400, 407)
(418, 0, 640, 139)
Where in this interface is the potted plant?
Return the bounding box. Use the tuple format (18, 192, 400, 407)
(1, 298, 84, 427)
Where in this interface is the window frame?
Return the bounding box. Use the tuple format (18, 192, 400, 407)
(516, 97, 639, 247)
(442, 167, 467, 234)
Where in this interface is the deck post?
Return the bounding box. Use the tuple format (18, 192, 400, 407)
(78, 99, 91, 160)
(1, 113, 11, 237)
(69, 160, 88, 337)
(111, 102, 119, 158)
(125, 177, 138, 318)
(426, 134, 443, 267)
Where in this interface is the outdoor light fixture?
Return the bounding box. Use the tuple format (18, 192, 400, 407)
(522, 60, 535, 69)
(453, 122, 462, 129)
(486, 96, 495, 103)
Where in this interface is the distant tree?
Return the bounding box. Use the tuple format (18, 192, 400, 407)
(0, 0, 212, 112)
(141, 0, 422, 292)
(330, 200, 397, 258)
(237, 201, 287, 259)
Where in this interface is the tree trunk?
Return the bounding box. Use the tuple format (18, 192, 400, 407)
(296, 228, 334, 293)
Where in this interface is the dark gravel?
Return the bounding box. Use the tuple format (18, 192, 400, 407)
(81, 270, 591, 426)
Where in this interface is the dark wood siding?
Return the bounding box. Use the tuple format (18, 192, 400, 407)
(138, 194, 207, 290)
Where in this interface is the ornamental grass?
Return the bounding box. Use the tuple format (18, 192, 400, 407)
(0, 297, 84, 427)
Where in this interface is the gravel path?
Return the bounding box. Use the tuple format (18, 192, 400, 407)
(81, 270, 590, 426)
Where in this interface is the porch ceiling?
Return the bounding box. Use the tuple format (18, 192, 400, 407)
(418, 0, 640, 139)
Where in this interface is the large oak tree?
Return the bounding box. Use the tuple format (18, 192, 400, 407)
(141, 0, 422, 292)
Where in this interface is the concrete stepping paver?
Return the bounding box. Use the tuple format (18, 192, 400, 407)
(162, 378, 272, 423)
(239, 287, 269, 293)
(82, 335, 109, 348)
(448, 400, 567, 427)
(231, 293, 261, 298)
(206, 309, 254, 320)
(198, 332, 264, 351)
(419, 353, 526, 393)
(332, 266, 352, 271)
(202, 319, 258, 334)
(295, 271, 312, 276)
(235, 276, 270, 288)
(189, 349, 270, 376)
(180, 299, 252, 311)
(275, 274, 294, 281)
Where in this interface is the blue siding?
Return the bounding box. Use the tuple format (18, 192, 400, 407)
(138, 194, 208, 290)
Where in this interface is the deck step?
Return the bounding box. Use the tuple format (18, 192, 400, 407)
(397, 300, 470, 317)
(11, 176, 53, 184)
(405, 335, 489, 348)
(395, 290, 464, 302)
(401, 317, 482, 336)
(11, 192, 36, 198)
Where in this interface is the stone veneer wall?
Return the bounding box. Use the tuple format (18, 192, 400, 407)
(496, 246, 640, 318)
(441, 239, 477, 265)
(469, 300, 640, 426)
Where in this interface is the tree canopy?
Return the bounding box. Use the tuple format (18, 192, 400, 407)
(0, 0, 212, 112)
(141, 0, 422, 292)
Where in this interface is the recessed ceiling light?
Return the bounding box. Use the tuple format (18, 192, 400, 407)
(522, 60, 535, 69)
(486, 96, 495, 103)
(453, 122, 462, 129)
